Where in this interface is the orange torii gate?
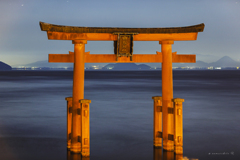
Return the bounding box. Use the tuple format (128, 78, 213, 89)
(40, 22, 204, 157)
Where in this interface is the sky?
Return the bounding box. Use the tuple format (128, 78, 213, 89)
(0, 0, 240, 66)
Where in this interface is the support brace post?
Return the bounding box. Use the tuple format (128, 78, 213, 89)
(79, 99, 91, 157)
(65, 97, 73, 150)
(152, 96, 163, 148)
(172, 98, 184, 154)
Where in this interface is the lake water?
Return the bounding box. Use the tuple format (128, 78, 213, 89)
(0, 70, 239, 160)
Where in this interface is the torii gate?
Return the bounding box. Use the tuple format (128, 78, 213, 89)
(40, 22, 204, 157)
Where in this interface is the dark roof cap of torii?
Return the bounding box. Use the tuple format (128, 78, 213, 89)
(39, 22, 205, 34)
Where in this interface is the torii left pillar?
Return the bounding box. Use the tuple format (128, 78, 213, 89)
(161, 41, 174, 151)
(71, 39, 87, 153)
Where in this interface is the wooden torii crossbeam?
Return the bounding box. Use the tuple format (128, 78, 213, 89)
(40, 22, 204, 156)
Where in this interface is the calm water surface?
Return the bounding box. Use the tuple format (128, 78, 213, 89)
(0, 70, 239, 160)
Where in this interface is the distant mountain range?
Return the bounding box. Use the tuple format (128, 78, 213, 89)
(13, 56, 240, 69)
(0, 61, 12, 70)
(16, 60, 73, 68)
(15, 61, 108, 69)
(102, 63, 151, 70)
(172, 56, 240, 68)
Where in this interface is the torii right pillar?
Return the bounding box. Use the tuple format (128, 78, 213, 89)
(158, 40, 183, 154)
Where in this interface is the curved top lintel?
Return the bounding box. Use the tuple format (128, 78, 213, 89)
(39, 21, 204, 34)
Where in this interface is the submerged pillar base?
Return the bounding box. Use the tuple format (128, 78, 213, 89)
(174, 146, 183, 154)
(81, 150, 90, 157)
(70, 145, 81, 153)
(163, 140, 174, 151)
(67, 143, 71, 150)
(154, 142, 162, 148)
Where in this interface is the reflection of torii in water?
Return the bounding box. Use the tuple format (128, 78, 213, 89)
(40, 22, 204, 157)
(67, 148, 194, 160)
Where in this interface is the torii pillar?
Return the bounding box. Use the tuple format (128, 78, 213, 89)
(71, 39, 87, 153)
(161, 40, 174, 151)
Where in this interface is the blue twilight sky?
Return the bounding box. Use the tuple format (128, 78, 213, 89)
(0, 0, 240, 66)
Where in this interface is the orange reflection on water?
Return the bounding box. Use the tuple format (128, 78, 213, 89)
(67, 148, 198, 160)
(154, 148, 198, 160)
(67, 151, 90, 160)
